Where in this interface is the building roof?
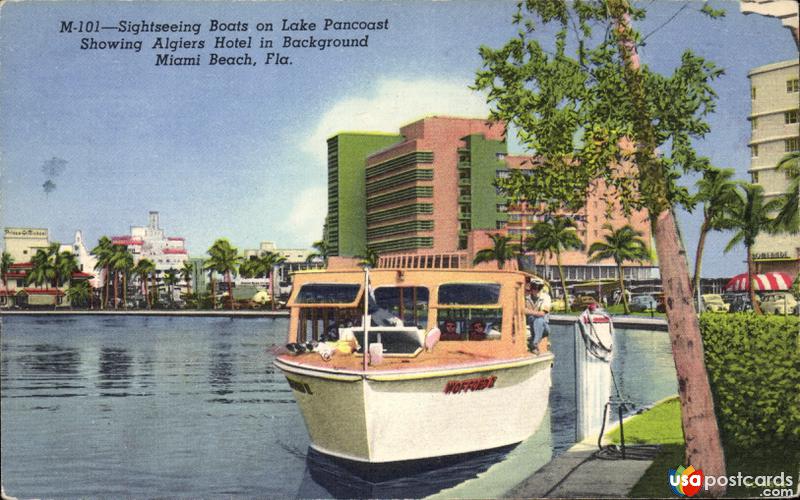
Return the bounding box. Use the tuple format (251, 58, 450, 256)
(19, 288, 65, 295)
(163, 248, 188, 254)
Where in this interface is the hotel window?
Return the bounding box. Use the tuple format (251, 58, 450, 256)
(788, 79, 800, 93)
(496, 204, 508, 213)
(785, 110, 799, 124)
(496, 221, 507, 229)
(786, 138, 800, 152)
(751, 144, 758, 158)
(751, 117, 757, 130)
(496, 153, 506, 160)
(752, 171, 759, 183)
(496, 169, 510, 179)
(751, 87, 756, 100)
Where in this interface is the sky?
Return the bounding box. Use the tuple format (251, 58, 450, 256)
(0, 0, 797, 277)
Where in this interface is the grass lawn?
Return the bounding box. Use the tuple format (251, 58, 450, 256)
(606, 397, 799, 498)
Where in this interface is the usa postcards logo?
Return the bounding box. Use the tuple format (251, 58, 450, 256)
(668, 465, 704, 497)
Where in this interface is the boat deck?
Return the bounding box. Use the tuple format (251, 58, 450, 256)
(277, 341, 546, 373)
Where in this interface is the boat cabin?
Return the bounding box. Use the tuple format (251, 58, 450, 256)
(285, 268, 539, 370)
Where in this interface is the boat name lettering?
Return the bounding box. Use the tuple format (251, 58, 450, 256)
(443, 376, 497, 394)
(286, 377, 313, 395)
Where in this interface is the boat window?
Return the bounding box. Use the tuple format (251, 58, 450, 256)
(295, 284, 360, 304)
(438, 283, 501, 305)
(298, 307, 363, 342)
(373, 286, 429, 329)
(437, 308, 503, 341)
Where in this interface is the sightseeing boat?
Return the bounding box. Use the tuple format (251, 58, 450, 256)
(273, 264, 553, 465)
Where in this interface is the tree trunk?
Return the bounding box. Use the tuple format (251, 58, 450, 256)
(227, 271, 234, 310)
(270, 268, 276, 311)
(747, 246, 761, 314)
(123, 274, 128, 309)
(654, 210, 726, 496)
(692, 220, 709, 295)
(113, 271, 119, 309)
(210, 275, 216, 309)
(103, 266, 110, 309)
(610, 5, 727, 492)
(617, 262, 630, 314)
(556, 252, 570, 313)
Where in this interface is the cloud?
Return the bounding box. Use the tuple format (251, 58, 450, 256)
(283, 78, 494, 247)
(302, 78, 492, 166)
(282, 185, 328, 243)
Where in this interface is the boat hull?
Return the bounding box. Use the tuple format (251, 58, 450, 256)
(275, 355, 553, 463)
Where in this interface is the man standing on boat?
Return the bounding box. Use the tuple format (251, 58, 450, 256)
(526, 280, 551, 354)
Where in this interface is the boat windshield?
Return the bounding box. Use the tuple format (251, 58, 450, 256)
(438, 283, 500, 305)
(372, 286, 429, 329)
(295, 283, 361, 304)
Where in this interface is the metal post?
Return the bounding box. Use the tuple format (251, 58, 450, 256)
(363, 267, 370, 371)
(618, 404, 626, 460)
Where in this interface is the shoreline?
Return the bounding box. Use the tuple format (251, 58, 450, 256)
(0, 309, 289, 318)
(0, 310, 667, 329)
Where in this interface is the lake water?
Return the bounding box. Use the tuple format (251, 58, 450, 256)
(1, 316, 676, 498)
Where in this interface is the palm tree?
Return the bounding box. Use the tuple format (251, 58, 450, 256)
(109, 245, 133, 309)
(205, 239, 242, 310)
(91, 236, 114, 309)
(27, 249, 55, 288)
(588, 224, 651, 314)
(773, 151, 800, 233)
(355, 247, 380, 268)
(28, 243, 60, 289)
(691, 167, 739, 294)
(259, 251, 286, 311)
(163, 268, 179, 308)
(526, 216, 585, 312)
(180, 260, 194, 299)
(473, 233, 520, 269)
(306, 240, 329, 266)
(66, 280, 90, 308)
(1, 251, 14, 290)
(724, 183, 785, 315)
(55, 251, 79, 288)
(134, 258, 156, 309)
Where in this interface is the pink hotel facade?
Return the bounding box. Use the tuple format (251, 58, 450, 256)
(327, 116, 658, 284)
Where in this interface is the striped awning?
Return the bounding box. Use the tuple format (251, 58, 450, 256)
(724, 272, 794, 292)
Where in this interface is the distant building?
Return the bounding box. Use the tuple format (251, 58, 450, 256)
(1, 229, 94, 308)
(59, 230, 101, 288)
(240, 241, 323, 296)
(748, 58, 800, 276)
(112, 211, 189, 272)
(3, 227, 50, 261)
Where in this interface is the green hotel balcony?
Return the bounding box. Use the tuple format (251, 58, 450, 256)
(458, 212, 471, 221)
(458, 178, 471, 186)
(457, 161, 471, 169)
(458, 195, 471, 203)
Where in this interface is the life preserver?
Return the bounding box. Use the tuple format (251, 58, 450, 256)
(578, 308, 614, 361)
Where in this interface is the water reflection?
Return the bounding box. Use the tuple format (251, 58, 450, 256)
(97, 347, 132, 393)
(17, 344, 81, 375)
(298, 446, 516, 499)
(209, 342, 235, 401)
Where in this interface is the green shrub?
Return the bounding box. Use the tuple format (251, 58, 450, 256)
(700, 313, 800, 450)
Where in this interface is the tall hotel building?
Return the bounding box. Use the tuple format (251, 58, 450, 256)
(326, 116, 657, 284)
(748, 59, 800, 276)
(327, 133, 402, 257)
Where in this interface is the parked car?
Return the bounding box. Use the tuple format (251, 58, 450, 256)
(722, 293, 752, 312)
(629, 294, 659, 312)
(551, 295, 573, 312)
(701, 294, 730, 313)
(758, 292, 798, 315)
(571, 294, 598, 312)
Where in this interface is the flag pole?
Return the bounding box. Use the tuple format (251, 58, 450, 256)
(363, 266, 370, 371)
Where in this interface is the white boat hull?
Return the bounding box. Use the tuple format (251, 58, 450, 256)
(275, 355, 553, 463)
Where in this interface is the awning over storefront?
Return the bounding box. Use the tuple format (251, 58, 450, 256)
(724, 272, 794, 292)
